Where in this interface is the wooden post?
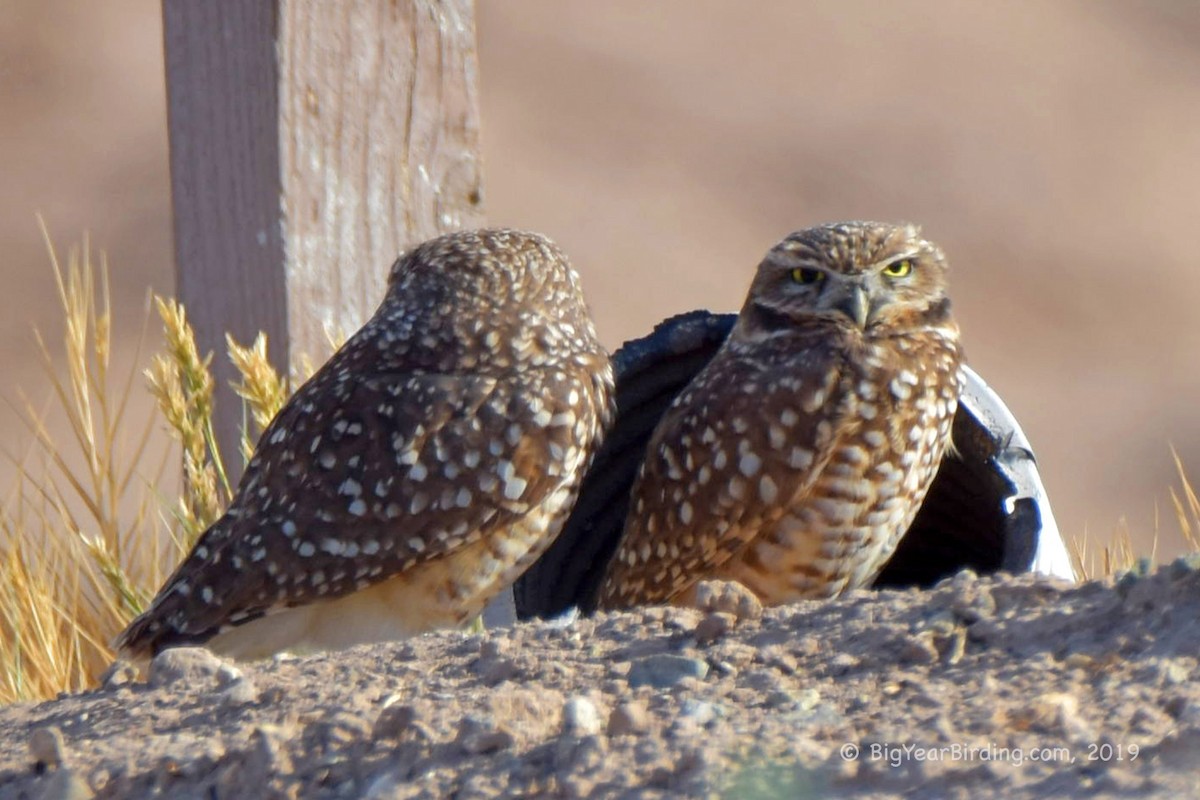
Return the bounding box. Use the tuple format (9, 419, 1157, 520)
(163, 0, 486, 478)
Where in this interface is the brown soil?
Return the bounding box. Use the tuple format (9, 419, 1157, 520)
(3, 561, 1198, 799)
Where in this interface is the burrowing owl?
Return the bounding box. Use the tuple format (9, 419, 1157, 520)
(598, 221, 963, 609)
(117, 229, 614, 661)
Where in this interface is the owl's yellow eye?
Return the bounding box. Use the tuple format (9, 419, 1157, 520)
(791, 268, 825, 285)
(883, 259, 914, 278)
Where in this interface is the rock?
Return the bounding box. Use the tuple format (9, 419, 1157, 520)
(30, 725, 66, 770)
(215, 663, 244, 686)
(607, 702, 650, 736)
(219, 677, 259, 707)
(948, 573, 996, 623)
(478, 637, 510, 659)
(562, 696, 603, 737)
(679, 699, 720, 726)
(1163, 696, 1200, 727)
(742, 668, 784, 693)
(627, 655, 709, 689)
(456, 715, 514, 755)
(247, 724, 293, 777)
(827, 653, 861, 675)
(473, 656, 519, 685)
(36, 768, 93, 800)
(553, 733, 608, 773)
(1018, 692, 1096, 742)
(313, 712, 372, 748)
(373, 703, 418, 740)
(1167, 554, 1200, 579)
(898, 635, 938, 665)
(1160, 660, 1191, 686)
(794, 688, 822, 712)
(1147, 727, 1200, 770)
(363, 769, 424, 800)
(148, 647, 229, 689)
(98, 660, 139, 690)
(694, 612, 735, 644)
(933, 626, 967, 665)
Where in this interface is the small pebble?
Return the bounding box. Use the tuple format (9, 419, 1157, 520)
(474, 656, 519, 685)
(148, 647, 228, 689)
(36, 768, 93, 800)
(794, 688, 821, 711)
(219, 677, 259, 707)
(827, 653, 861, 674)
(315, 712, 372, 748)
(951, 585, 996, 623)
(898, 635, 938, 665)
(694, 612, 735, 644)
(607, 701, 650, 736)
(99, 660, 139, 690)
(679, 699, 719, 726)
(478, 637, 509, 659)
(562, 696, 602, 737)
(373, 704, 417, 740)
(215, 663, 244, 687)
(456, 715, 513, 754)
(1019, 692, 1095, 742)
(627, 655, 709, 689)
(363, 769, 422, 800)
(249, 724, 291, 773)
(30, 725, 66, 769)
(1168, 554, 1200, 579)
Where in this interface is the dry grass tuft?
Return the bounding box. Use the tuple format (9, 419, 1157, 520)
(1070, 523, 1140, 583)
(1069, 449, 1200, 581)
(0, 230, 171, 701)
(0, 231, 291, 704)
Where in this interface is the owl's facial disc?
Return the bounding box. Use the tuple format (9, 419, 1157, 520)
(758, 267, 903, 331)
(734, 222, 952, 343)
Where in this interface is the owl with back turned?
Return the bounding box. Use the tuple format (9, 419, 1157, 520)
(598, 221, 963, 609)
(118, 228, 614, 661)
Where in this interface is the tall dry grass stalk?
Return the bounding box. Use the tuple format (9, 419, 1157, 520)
(145, 297, 229, 546)
(226, 332, 290, 464)
(1166, 447, 1200, 555)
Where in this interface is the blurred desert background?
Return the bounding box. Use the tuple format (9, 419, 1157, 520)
(2, 1, 1199, 560)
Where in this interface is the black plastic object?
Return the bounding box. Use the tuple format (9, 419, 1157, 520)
(513, 310, 1072, 620)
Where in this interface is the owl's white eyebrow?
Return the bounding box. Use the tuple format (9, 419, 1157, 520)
(764, 250, 823, 269)
(873, 249, 923, 268)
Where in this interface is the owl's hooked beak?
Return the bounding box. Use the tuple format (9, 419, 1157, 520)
(832, 283, 871, 329)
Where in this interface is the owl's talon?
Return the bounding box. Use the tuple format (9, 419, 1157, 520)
(689, 579, 763, 622)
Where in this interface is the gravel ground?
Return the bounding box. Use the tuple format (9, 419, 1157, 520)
(2, 560, 1199, 799)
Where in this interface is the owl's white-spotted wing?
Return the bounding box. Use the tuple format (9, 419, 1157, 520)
(118, 366, 590, 654)
(599, 335, 851, 606)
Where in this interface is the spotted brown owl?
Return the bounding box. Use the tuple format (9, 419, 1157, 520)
(598, 221, 963, 609)
(117, 229, 614, 661)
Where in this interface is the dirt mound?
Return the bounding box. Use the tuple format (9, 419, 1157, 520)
(2, 561, 1199, 799)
